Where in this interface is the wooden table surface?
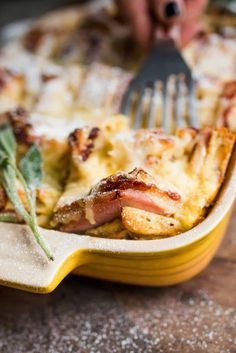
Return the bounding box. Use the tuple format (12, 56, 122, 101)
(0, 208, 235, 353)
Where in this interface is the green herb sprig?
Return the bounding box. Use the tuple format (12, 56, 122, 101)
(0, 125, 54, 261)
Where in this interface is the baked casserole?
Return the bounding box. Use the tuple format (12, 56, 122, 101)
(0, 2, 235, 241)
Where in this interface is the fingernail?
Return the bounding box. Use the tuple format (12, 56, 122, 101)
(165, 2, 181, 18)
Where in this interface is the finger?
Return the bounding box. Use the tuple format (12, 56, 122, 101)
(155, 19, 202, 48)
(152, 0, 185, 26)
(117, 0, 152, 49)
(162, 20, 203, 47)
(184, 0, 208, 22)
(152, 0, 206, 46)
(180, 20, 203, 47)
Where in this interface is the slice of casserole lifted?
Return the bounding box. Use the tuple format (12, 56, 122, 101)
(52, 116, 235, 239)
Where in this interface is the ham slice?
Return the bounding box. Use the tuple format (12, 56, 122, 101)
(53, 169, 182, 233)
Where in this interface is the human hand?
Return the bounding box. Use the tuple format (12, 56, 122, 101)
(117, 0, 207, 49)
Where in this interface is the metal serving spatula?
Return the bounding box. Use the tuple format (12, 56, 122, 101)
(121, 39, 199, 132)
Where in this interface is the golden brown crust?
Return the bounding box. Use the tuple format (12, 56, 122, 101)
(0, 107, 41, 146)
(0, 187, 7, 211)
(216, 80, 236, 128)
(0, 69, 25, 112)
(68, 126, 99, 162)
(222, 80, 236, 100)
(23, 27, 46, 53)
(201, 127, 235, 194)
(0, 69, 16, 91)
(90, 168, 181, 201)
(86, 219, 128, 239)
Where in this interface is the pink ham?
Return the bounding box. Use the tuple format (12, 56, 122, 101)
(54, 169, 182, 234)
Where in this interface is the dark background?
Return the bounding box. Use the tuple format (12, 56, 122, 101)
(0, 0, 86, 28)
(0, 0, 233, 28)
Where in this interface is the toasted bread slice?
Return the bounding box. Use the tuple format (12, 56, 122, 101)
(121, 207, 183, 238)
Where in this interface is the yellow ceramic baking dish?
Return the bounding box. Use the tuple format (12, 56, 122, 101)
(0, 147, 235, 294)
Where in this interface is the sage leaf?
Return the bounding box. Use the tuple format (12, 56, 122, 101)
(19, 144, 43, 191)
(0, 150, 7, 167)
(0, 125, 16, 160)
(0, 125, 53, 260)
(1, 164, 29, 222)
